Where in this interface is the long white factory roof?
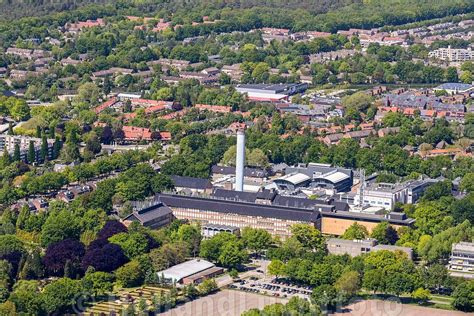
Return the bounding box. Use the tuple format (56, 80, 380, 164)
(156, 259, 215, 282)
(319, 171, 350, 183)
(277, 172, 311, 185)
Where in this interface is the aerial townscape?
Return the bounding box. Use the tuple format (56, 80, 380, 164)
(1, 0, 474, 315)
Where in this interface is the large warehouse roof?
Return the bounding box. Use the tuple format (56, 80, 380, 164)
(319, 171, 350, 183)
(276, 172, 311, 185)
(157, 259, 215, 283)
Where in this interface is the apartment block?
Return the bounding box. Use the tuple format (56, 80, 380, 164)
(0, 135, 54, 163)
(428, 46, 474, 62)
(449, 242, 474, 279)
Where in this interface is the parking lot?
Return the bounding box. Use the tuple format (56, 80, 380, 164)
(229, 277, 313, 300)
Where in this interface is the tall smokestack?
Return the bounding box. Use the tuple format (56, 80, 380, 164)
(235, 130, 245, 192)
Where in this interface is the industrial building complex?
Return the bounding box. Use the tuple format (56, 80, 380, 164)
(123, 131, 426, 239)
(126, 191, 414, 239)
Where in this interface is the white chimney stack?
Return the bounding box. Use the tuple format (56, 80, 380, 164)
(235, 130, 245, 192)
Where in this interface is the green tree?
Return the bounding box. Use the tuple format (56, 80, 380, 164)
(0, 235, 25, 274)
(221, 145, 250, 166)
(290, 224, 325, 252)
(342, 92, 373, 112)
(151, 173, 174, 193)
(9, 280, 44, 315)
(370, 222, 398, 245)
(40, 134, 48, 161)
(84, 132, 102, 155)
(173, 224, 201, 257)
(445, 67, 459, 83)
(10, 99, 30, 121)
(149, 242, 188, 271)
(27, 140, 35, 164)
(247, 149, 269, 167)
(218, 242, 247, 269)
(115, 260, 144, 288)
(342, 223, 368, 240)
(42, 278, 82, 314)
(422, 181, 452, 201)
(0, 260, 12, 302)
(460, 173, 474, 193)
(0, 148, 11, 168)
(452, 281, 474, 312)
(335, 271, 360, 296)
(241, 227, 272, 255)
(40, 210, 81, 247)
(422, 264, 450, 292)
(311, 284, 340, 312)
(13, 143, 20, 161)
(18, 247, 44, 280)
(153, 87, 173, 101)
(200, 232, 237, 262)
(52, 137, 62, 159)
(449, 193, 474, 224)
(268, 260, 286, 278)
(414, 202, 449, 235)
(103, 76, 112, 95)
(109, 232, 150, 259)
(460, 71, 473, 84)
(8, 122, 13, 135)
(75, 82, 101, 106)
(419, 220, 473, 263)
(0, 301, 16, 315)
(183, 283, 199, 300)
(197, 278, 218, 295)
(385, 273, 416, 296)
(82, 269, 114, 297)
(62, 126, 81, 163)
(411, 288, 431, 304)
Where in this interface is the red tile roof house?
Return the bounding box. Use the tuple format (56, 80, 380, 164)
(66, 18, 105, 32)
(130, 99, 173, 111)
(94, 97, 118, 114)
(195, 104, 232, 113)
(122, 126, 171, 142)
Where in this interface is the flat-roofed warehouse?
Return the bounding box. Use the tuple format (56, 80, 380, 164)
(156, 259, 223, 285)
(235, 83, 308, 102)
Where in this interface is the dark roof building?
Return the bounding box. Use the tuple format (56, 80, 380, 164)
(211, 165, 269, 178)
(123, 202, 173, 229)
(171, 175, 212, 191)
(153, 192, 413, 237)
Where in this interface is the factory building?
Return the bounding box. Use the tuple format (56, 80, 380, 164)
(153, 192, 414, 239)
(156, 259, 224, 285)
(235, 83, 308, 102)
(327, 238, 413, 259)
(354, 178, 438, 210)
(122, 201, 174, 229)
(275, 163, 353, 193)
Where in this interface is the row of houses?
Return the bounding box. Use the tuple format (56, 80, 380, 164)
(6, 48, 46, 60)
(375, 106, 466, 123)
